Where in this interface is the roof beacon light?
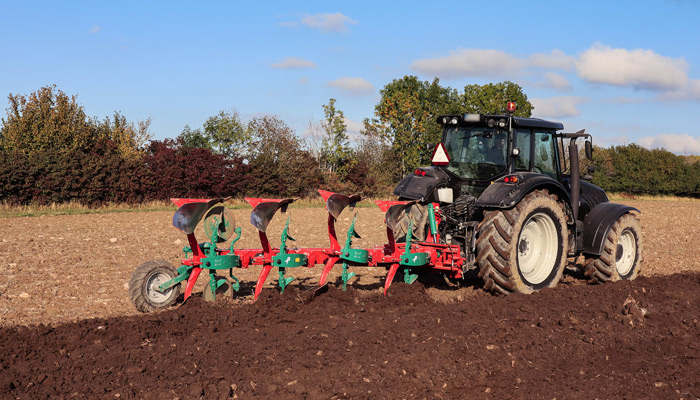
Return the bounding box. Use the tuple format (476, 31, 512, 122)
(507, 102, 516, 113)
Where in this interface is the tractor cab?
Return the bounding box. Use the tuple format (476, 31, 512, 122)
(393, 106, 568, 202)
(437, 112, 565, 182)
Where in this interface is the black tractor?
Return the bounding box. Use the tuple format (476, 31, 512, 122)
(392, 104, 643, 294)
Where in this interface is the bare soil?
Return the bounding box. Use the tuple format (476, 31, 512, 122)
(1, 199, 699, 398)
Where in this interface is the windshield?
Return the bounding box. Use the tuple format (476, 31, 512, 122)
(443, 126, 508, 180)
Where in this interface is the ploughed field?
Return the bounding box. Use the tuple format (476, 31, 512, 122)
(1, 199, 699, 398)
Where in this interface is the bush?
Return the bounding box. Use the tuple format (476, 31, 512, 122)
(590, 144, 700, 197)
(0, 140, 151, 205)
(143, 139, 250, 200)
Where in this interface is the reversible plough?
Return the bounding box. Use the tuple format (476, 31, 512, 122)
(135, 189, 464, 308)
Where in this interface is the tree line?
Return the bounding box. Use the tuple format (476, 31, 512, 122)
(589, 144, 700, 196)
(0, 81, 697, 206)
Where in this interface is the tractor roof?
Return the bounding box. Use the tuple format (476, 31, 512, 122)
(437, 114, 564, 131)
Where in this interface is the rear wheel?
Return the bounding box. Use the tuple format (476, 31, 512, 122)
(129, 259, 181, 312)
(476, 189, 568, 294)
(585, 213, 642, 283)
(391, 203, 430, 242)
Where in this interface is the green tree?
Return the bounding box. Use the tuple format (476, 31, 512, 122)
(177, 110, 251, 159)
(247, 116, 322, 197)
(320, 98, 352, 176)
(1, 85, 152, 158)
(203, 110, 251, 159)
(93, 111, 152, 159)
(462, 81, 533, 117)
(1, 85, 94, 154)
(374, 76, 460, 175)
(177, 125, 212, 150)
(356, 117, 400, 193)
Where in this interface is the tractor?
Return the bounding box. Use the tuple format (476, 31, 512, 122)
(392, 102, 642, 294)
(129, 102, 642, 312)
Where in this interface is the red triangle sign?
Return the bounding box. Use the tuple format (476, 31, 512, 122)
(431, 143, 450, 166)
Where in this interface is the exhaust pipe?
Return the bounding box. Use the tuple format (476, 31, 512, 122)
(569, 137, 580, 221)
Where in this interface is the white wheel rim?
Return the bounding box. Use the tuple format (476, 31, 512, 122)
(146, 271, 174, 304)
(616, 230, 637, 276)
(517, 212, 558, 284)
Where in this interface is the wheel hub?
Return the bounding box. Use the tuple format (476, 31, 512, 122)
(519, 238, 530, 255)
(146, 272, 174, 304)
(517, 212, 558, 285)
(615, 229, 636, 276)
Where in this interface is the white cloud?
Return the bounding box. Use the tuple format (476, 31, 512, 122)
(529, 49, 574, 70)
(411, 49, 525, 79)
(300, 13, 357, 33)
(90, 25, 100, 34)
(576, 43, 689, 91)
(637, 133, 700, 154)
(344, 116, 363, 137)
(530, 96, 588, 118)
(410, 44, 700, 99)
(663, 78, 700, 100)
(271, 57, 317, 69)
(543, 72, 572, 91)
(327, 77, 374, 94)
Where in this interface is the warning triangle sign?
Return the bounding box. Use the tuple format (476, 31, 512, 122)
(431, 143, 450, 166)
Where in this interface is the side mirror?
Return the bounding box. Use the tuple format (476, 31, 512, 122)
(585, 140, 593, 160)
(587, 165, 595, 173)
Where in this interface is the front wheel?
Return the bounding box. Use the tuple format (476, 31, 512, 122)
(584, 213, 642, 283)
(476, 189, 568, 294)
(129, 259, 181, 312)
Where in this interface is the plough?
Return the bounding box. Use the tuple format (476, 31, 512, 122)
(129, 189, 464, 312)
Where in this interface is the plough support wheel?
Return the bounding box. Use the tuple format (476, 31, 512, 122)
(203, 205, 237, 243)
(129, 259, 181, 313)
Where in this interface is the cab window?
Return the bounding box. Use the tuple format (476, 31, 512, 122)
(534, 131, 557, 178)
(514, 129, 531, 171)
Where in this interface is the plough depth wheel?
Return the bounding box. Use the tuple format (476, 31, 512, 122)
(129, 259, 181, 312)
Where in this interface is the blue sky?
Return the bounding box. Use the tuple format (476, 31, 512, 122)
(2, 0, 700, 154)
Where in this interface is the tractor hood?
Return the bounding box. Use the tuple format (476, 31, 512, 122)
(393, 166, 449, 201)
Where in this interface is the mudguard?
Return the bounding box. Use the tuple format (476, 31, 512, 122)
(475, 174, 570, 209)
(582, 202, 640, 255)
(393, 167, 449, 200)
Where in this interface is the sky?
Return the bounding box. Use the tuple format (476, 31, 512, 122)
(1, 0, 700, 154)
